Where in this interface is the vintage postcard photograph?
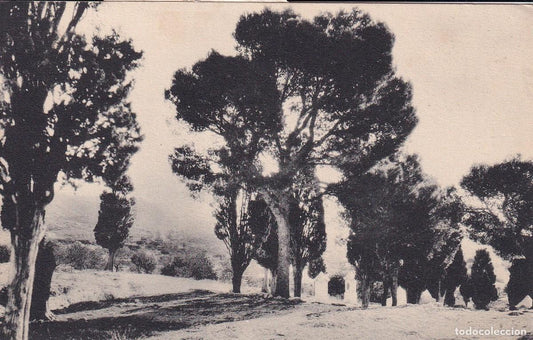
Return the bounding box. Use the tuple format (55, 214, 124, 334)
(0, 2, 531, 339)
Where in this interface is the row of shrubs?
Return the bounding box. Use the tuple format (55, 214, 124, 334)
(0, 241, 220, 281)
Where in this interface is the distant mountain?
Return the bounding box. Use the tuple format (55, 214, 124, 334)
(45, 192, 225, 255)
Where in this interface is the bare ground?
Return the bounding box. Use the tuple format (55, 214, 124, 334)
(26, 290, 307, 339)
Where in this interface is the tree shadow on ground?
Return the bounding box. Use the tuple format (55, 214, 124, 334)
(28, 290, 301, 340)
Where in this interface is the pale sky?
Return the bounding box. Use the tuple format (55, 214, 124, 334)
(53, 3, 533, 248)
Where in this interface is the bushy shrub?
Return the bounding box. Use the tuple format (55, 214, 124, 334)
(161, 249, 217, 280)
(114, 246, 135, 272)
(0, 244, 10, 263)
(131, 249, 157, 274)
(55, 241, 107, 270)
(328, 275, 345, 298)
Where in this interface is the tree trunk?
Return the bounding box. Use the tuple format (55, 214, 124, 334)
(30, 240, 56, 321)
(391, 273, 398, 306)
(269, 269, 277, 295)
(360, 277, 371, 308)
(263, 192, 290, 298)
(2, 208, 46, 340)
(293, 265, 303, 298)
(105, 249, 116, 272)
(381, 278, 389, 306)
(262, 267, 269, 293)
(444, 287, 456, 307)
(406, 288, 422, 304)
(232, 269, 244, 294)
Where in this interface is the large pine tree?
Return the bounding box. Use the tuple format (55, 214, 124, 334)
(167, 8, 417, 297)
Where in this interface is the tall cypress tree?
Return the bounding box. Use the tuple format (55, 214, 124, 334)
(441, 247, 468, 307)
(471, 249, 498, 310)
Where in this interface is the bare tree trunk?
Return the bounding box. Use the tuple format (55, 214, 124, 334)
(269, 269, 277, 295)
(381, 278, 390, 306)
(105, 249, 116, 272)
(293, 265, 303, 298)
(2, 208, 46, 340)
(391, 273, 398, 306)
(262, 191, 290, 298)
(360, 277, 371, 308)
(262, 267, 269, 293)
(30, 239, 56, 321)
(232, 268, 244, 294)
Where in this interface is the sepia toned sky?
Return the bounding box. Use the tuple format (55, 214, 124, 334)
(53, 4, 533, 252)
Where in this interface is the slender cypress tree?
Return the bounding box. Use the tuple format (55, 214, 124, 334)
(471, 249, 498, 310)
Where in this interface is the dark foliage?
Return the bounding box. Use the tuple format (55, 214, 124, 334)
(307, 257, 326, 279)
(247, 199, 279, 272)
(460, 277, 474, 308)
(161, 250, 217, 280)
(246, 184, 326, 297)
(288, 169, 327, 296)
(0, 3, 142, 335)
(470, 249, 498, 310)
(441, 247, 468, 306)
(0, 244, 10, 263)
(94, 185, 135, 271)
(328, 275, 345, 298)
(166, 7, 418, 297)
(506, 258, 533, 310)
(214, 190, 257, 293)
(461, 157, 533, 262)
(340, 154, 463, 305)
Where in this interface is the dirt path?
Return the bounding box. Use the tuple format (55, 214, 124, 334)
(26, 290, 533, 340)
(28, 290, 316, 339)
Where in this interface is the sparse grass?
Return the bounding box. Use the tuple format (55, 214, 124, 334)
(25, 290, 302, 340)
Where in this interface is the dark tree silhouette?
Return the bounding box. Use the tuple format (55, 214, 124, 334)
(341, 155, 422, 307)
(347, 236, 381, 308)
(441, 247, 468, 307)
(245, 171, 327, 298)
(461, 157, 532, 309)
(328, 275, 346, 298)
(307, 256, 326, 280)
(460, 277, 474, 308)
(167, 52, 277, 294)
(506, 258, 533, 310)
(470, 249, 498, 310)
(399, 186, 463, 304)
(94, 177, 136, 272)
(0, 3, 142, 337)
(0, 244, 9, 263)
(340, 154, 462, 305)
(247, 198, 279, 293)
(288, 169, 326, 297)
(214, 190, 256, 293)
(167, 8, 417, 297)
(461, 157, 532, 262)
